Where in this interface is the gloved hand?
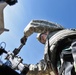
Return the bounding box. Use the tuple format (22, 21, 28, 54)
(5, 0, 17, 5)
(20, 36, 27, 45)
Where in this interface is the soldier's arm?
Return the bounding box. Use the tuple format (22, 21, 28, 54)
(28, 59, 47, 74)
(21, 20, 64, 44)
(28, 59, 55, 75)
(24, 20, 64, 37)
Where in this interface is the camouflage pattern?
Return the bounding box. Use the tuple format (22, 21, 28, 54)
(45, 29, 76, 74)
(24, 20, 64, 37)
(24, 20, 64, 75)
(27, 56, 55, 75)
(27, 69, 55, 75)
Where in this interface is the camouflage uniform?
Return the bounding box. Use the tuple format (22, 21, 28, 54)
(24, 20, 64, 75)
(45, 29, 76, 74)
(24, 20, 64, 37)
(24, 20, 76, 75)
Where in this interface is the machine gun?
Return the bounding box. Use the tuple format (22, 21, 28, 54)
(0, 1, 29, 74)
(0, 41, 29, 75)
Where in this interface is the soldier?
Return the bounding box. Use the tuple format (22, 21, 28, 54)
(21, 20, 76, 75)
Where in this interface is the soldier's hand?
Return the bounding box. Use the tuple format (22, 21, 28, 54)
(20, 36, 27, 45)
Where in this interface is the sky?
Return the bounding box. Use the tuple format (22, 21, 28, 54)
(0, 0, 76, 65)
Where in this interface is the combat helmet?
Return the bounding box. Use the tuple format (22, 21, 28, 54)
(49, 29, 76, 74)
